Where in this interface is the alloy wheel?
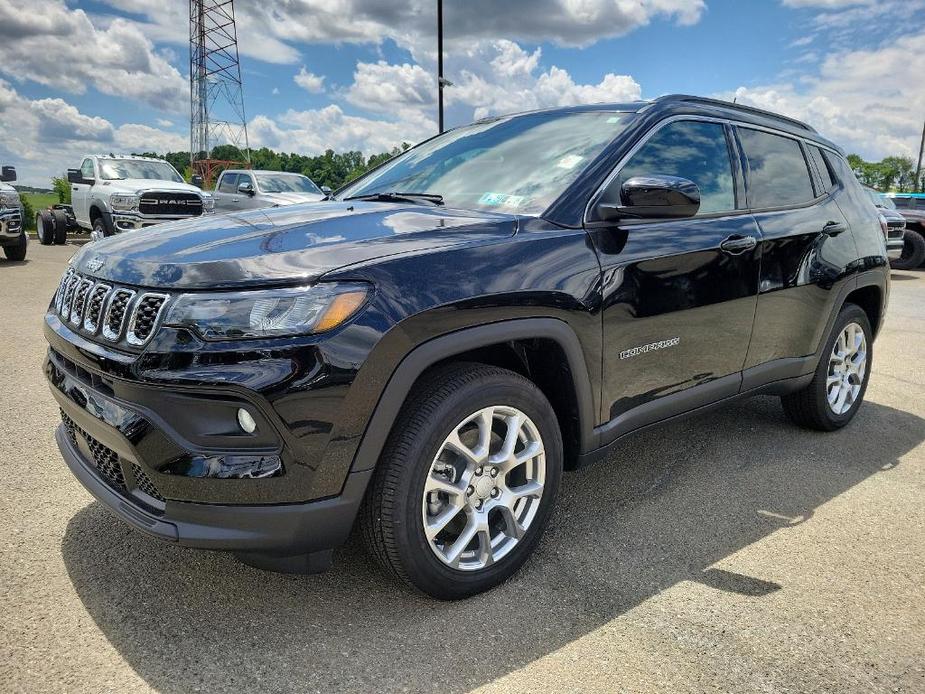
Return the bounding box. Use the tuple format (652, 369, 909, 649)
(421, 405, 546, 571)
(826, 321, 867, 415)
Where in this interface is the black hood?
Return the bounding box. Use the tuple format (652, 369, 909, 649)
(71, 202, 518, 289)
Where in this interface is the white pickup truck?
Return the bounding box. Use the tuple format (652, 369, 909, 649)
(0, 165, 26, 261)
(60, 155, 214, 242)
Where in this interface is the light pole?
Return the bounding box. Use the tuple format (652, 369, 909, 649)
(437, 0, 444, 133)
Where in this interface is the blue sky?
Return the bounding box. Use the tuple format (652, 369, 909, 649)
(1, 0, 923, 186)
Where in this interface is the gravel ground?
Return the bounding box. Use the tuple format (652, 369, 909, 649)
(1, 242, 923, 693)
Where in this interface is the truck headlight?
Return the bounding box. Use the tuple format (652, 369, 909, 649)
(202, 194, 215, 213)
(0, 192, 20, 209)
(110, 194, 139, 212)
(164, 283, 369, 340)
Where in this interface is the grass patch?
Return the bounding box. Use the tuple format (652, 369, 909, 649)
(22, 192, 58, 211)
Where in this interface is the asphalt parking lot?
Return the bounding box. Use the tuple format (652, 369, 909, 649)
(1, 242, 923, 693)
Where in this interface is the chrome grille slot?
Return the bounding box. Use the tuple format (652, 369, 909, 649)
(55, 270, 74, 313)
(69, 278, 94, 325)
(102, 289, 136, 342)
(126, 293, 168, 346)
(83, 284, 112, 333)
(60, 274, 80, 318)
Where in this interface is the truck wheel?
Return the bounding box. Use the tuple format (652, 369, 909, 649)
(36, 210, 54, 245)
(51, 209, 69, 245)
(2, 232, 27, 261)
(90, 216, 109, 242)
(781, 303, 872, 431)
(360, 363, 563, 600)
(890, 229, 925, 270)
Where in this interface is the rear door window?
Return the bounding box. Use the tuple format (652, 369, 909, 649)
(218, 173, 238, 193)
(612, 120, 736, 214)
(807, 145, 836, 195)
(738, 128, 815, 209)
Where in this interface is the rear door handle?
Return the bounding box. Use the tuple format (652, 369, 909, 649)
(822, 221, 847, 236)
(720, 235, 758, 254)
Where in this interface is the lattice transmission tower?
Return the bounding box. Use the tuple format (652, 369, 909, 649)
(189, 0, 250, 186)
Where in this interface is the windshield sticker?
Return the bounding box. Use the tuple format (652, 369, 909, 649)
(607, 116, 621, 124)
(479, 192, 525, 208)
(556, 154, 584, 170)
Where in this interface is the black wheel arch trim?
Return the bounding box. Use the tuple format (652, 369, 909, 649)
(348, 317, 598, 474)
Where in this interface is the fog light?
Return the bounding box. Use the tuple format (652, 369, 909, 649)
(237, 408, 257, 433)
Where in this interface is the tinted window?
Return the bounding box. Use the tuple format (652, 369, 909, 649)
(218, 173, 238, 193)
(237, 174, 254, 189)
(611, 120, 735, 214)
(892, 197, 912, 209)
(807, 145, 835, 193)
(739, 128, 815, 208)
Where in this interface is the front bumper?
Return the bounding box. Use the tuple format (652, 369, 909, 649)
(0, 207, 22, 238)
(56, 423, 370, 552)
(887, 227, 905, 260)
(111, 210, 210, 232)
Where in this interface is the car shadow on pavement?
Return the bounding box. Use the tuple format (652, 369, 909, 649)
(61, 396, 923, 693)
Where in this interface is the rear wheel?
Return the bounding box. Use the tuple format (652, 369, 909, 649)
(36, 210, 54, 245)
(890, 229, 925, 270)
(781, 303, 872, 431)
(51, 209, 69, 245)
(361, 363, 563, 600)
(2, 233, 27, 261)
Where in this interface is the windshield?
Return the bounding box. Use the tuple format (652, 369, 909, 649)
(255, 173, 322, 194)
(339, 111, 635, 215)
(99, 159, 183, 183)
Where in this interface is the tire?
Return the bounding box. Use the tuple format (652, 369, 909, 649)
(35, 210, 54, 245)
(890, 229, 925, 270)
(90, 213, 111, 242)
(51, 209, 69, 245)
(2, 233, 27, 261)
(360, 362, 563, 600)
(781, 303, 872, 431)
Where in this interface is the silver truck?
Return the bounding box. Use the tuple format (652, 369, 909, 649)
(0, 165, 26, 261)
(60, 155, 214, 242)
(212, 169, 327, 213)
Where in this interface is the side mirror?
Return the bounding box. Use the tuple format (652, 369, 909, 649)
(321, 185, 332, 196)
(67, 168, 92, 185)
(596, 175, 700, 221)
(238, 181, 255, 196)
(191, 174, 204, 188)
(0, 166, 15, 182)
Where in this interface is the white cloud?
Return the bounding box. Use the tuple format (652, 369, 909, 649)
(294, 67, 326, 93)
(781, 0, 873, 6)
(156, 119, 174, 128)
(0, 80, 186, 186)
(0, 0, 187, 112)
(345, 61, 433, 113)
(724, 30, 925, 160)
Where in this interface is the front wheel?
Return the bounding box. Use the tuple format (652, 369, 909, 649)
(2, 233, 27, 261)
(361, 363, 563, 600)
(781, 303, 872, 431)
(90, 216, 108, 242)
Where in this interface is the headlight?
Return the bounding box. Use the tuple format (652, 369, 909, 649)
(202, 195, 215, 212)
(164, 283, 369, 339)
(0, 192, 20, 209)
(110, 194, 139, 212)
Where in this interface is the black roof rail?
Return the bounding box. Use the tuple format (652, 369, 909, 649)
(655, 94, 817, 133)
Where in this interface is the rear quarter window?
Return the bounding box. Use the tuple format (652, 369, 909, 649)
(738, 128, 815, 208)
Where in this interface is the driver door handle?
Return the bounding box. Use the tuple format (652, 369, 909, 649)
(822, 221, 847, 236)
(720, 235, 758, 254)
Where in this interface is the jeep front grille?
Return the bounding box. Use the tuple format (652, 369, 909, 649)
(51, 271, 169, 349)
(139, 192, 203, 217)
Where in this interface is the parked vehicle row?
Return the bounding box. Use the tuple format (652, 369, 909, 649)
(863, 186, 906, 264)
(0, 165, 26, 261)
(45, 95, 889, 599)
(212, 169, 328, 213)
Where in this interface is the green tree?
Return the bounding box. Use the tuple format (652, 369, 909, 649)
(20, 195, 35, 231)
(52, 177, 71, 205)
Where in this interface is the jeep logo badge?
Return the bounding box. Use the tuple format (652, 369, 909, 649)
(86, 256, 104, 272)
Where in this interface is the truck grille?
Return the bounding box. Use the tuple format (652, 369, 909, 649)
(53, 270, 169, 349)
(139, 192, 203, 217)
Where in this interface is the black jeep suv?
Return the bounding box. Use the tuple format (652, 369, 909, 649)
(45, 95, 888, 599)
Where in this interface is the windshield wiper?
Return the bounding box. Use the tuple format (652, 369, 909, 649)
(343, 191, 444, 206)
